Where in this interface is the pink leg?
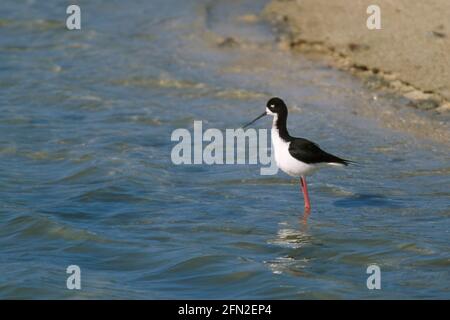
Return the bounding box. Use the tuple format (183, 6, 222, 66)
(300, 176, 311, 212)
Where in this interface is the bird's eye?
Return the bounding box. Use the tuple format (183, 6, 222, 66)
(270, 104, 275, 109)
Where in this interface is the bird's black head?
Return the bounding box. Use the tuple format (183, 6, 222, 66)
(266, 97, 288, 117)
(242, 97, 288, 129)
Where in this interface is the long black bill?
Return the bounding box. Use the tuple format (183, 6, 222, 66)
(242, 111, 267, 129)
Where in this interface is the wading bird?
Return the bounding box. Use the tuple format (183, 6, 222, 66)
(243, 97, 352, 213)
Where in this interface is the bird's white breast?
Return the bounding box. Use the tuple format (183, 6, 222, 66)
(271, 126, 317, 177)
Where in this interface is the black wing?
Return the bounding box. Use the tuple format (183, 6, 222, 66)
(288, 137, 351, 165)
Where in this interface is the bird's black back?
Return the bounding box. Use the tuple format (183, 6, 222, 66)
(288, 137, 350, 166)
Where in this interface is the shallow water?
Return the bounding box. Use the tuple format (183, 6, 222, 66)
(0, 0, 449, 299)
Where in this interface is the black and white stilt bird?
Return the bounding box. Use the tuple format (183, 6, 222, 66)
(243, 97, 352, 212)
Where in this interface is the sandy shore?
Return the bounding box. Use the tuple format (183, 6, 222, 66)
(264, 0, 450, 113)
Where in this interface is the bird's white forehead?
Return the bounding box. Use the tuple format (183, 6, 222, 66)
(266, 106, 275, 115)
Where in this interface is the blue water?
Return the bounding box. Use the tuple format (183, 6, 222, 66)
(0, 0, 449, 299)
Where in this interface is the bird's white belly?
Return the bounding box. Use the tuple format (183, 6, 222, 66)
(271, 130, 317, 177)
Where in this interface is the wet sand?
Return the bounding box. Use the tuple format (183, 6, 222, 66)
(264, 0, 450, 113)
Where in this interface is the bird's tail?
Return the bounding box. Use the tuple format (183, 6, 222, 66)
(341, 158, 356, 166)
(326, 154, 355, 166)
